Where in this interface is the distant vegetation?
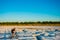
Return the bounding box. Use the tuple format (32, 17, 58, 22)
(0, 21, 60, 25)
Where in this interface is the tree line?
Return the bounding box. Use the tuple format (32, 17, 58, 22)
(0, 21, 60, 24)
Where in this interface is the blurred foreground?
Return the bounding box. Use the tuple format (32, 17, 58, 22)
(0, 25, 60, 40)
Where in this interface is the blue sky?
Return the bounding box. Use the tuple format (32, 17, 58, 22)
(0, 0, 60, 22)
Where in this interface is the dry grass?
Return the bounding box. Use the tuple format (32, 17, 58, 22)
(0, 23, 60, 26)
(0, 23, 60, 33)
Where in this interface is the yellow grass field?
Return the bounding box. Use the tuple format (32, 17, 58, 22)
(0, 23, 60, 33)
